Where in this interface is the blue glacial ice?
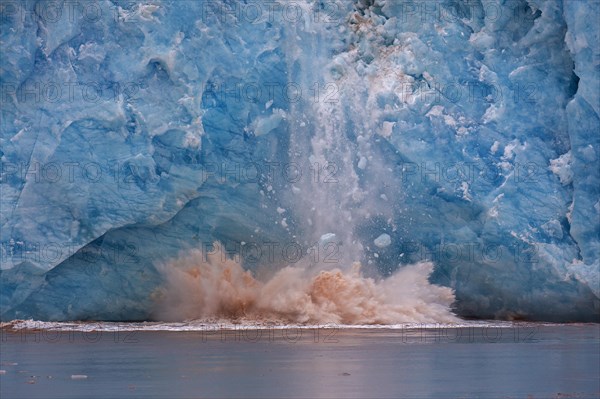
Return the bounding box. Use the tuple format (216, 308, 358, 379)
(0, 0, 598, 322)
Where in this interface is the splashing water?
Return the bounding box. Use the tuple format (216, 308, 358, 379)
(152, 246, 458, 324)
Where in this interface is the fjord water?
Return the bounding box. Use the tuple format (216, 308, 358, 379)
(1, 324, 598, 399)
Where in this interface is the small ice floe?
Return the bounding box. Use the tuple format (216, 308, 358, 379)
(0, 370, 6, 374)
(374, 233, 391, 248)
(71, 374, 88, 379)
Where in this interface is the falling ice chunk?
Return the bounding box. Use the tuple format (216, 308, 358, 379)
(357, 156, 367, 170)
(374, 233, 391, 248)
(320, 233, 337, 245)
(252, 109, 287, 136)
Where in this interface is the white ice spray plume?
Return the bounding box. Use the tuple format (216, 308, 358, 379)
(152, 245, 458, 324)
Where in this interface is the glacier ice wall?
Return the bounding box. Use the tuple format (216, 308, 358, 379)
(0, 0, 598, 322)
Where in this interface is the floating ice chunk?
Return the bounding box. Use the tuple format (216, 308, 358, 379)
(71, 375, 88, 379)
(374, 234, 391, 248)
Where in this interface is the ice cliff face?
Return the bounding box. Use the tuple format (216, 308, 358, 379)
(1, 0, 598, 322)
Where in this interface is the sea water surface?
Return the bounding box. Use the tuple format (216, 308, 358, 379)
(1, 321, 598, 399)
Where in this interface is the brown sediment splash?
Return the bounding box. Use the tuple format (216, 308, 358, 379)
(152, 247, 458, 324)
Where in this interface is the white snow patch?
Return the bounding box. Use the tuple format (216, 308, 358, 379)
(549, 151, 573, 185)
(460, 182, 472, 201)
(490, 141, 500, 154)
(482, 104, 501, 124)
(381, 121, 395, 138)
(502, 142, 517, 160)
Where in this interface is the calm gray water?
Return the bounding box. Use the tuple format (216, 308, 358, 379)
(1, 324, 599, 399)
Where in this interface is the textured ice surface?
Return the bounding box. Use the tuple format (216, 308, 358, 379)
(1, 0, 598, 322)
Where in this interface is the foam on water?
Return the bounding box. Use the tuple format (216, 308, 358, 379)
(2, 319, 533, 332)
